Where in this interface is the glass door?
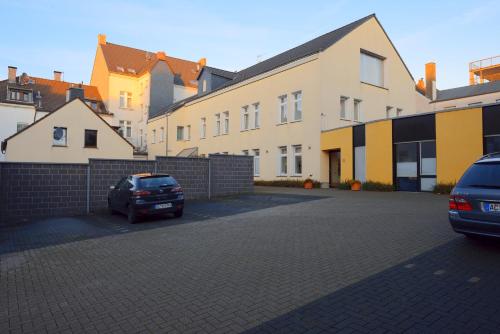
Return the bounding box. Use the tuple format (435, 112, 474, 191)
(420, 141, 436, 191)
(396, 142, 418, 191)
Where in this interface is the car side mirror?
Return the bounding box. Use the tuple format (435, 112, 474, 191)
(110, 185, 115, 190)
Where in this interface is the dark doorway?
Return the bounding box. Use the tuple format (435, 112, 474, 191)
(329, 150, 341, 187)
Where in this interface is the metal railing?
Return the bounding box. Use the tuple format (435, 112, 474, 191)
(470, 55, 500, 70)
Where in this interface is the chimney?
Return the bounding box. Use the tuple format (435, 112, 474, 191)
(416, 78, 425, 95)
(98, 34, 106, 45)
(197, 58, 207, 71)
(8, 66, 17, 83)
(66, 86, 84, 102)
(425, 62, 437, 100)
(53, 71, 62, 81)
(156, 51, 167, 61)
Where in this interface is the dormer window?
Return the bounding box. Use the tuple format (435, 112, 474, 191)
(7, 88, 32, 103)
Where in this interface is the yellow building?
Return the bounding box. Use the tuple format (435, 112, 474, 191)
(1, 98, 134, 163)
(148, 14, 427, 185)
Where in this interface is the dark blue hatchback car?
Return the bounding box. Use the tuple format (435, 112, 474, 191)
(449, 153, 500, 238)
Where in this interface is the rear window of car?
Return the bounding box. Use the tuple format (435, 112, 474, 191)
(138, 176, 177, 188)
(457, 162, 500, 188)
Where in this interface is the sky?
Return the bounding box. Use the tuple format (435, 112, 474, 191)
(1, 0, 499, 89)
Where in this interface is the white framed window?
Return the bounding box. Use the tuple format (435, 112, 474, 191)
(139, 129, 143, 147)
(202, 80, 207, 92)
(152, 129, 156, 144)
(278, 95, 287, 123)
(159, 127, 164, 143)
(215, 113, 221, 136)
(292, 145, 302, 176)
(386, 106, 393, 119)
(119, 120, 132, 138)
(176, 126, 184, 141)
(396, 108, 403, 117)
(186, 125, 191, 140)
(242, 150, 249, 155)
(353, 99, 361, 122)
(360, 51, 384, 87)
(200, 117, 206, 139)
(340, 96, 349, 119)
(53, 127, 67, 146)
(253, 103, 260, 129)
(241, 106, 249, 131)
(293, 91, 302, 121)
(253, 149, 260, 176)
(278, 146, 288, 176)
(119, 91, 132, 108)
(16, 122, 28, 132)
(223, 111, 229, 134)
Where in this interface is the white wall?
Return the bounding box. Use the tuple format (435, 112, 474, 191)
(430, 92, 500, 111)
(0, 103, 36, 161)
(173, 84, 197, 103)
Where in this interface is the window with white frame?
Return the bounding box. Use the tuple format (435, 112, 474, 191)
(119, 120, 132, 138)
(119, 91, 132, 108)
(215, 113, 221, 136)
(278, 95, 287, 123)
(186, 125, 191, 140)
(241, 106, 249, 131)
(202, 80, 207, 92)
(386, 106, 393, 119)
(293, 91, 302, 121)
(340, 96, 349, 119)
(278, 146, 288, 176)
(152, 129, 156, 144)
(353, 99, 361, 122)
(160, 127, 164, 143)
(200, 117, 206, 139)
(360, 51, 384, 87)
(242, 150, 249, 155)
(254, 103, 260, 128)
(293, 145, 302, 175)
(176, 126, 184, 141)
(53, 127, 67, 146)
(223, 111, 229, 134)
(253, 149, 260, 176)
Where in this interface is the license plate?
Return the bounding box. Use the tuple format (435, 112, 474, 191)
(155, 203, 172, 209)
(483, 203, 500, 212)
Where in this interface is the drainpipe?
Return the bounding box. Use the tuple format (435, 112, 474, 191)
(165, 112, 169, 157)
(208, 157, 212, 200)
(86, 165, 91, 214)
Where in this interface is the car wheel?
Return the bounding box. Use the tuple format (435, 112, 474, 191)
(174, 209, 183, 218)
(128, 207, 137, 224)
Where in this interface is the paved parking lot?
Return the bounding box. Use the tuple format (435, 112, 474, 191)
(1, 187, 500, 333)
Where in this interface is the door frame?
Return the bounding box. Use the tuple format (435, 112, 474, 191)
(328, 149, 341, 187)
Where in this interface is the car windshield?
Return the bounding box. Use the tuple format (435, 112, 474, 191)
(138, 176, 176, 188)
(457, 162, 500, 188)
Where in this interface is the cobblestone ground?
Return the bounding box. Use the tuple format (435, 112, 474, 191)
(1, 188, 499, 333)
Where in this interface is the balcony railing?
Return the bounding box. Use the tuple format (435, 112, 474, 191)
(470, 55, 500, 71)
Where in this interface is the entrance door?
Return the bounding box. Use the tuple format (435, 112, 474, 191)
(396, 143, 418, 191)
(329, 150, 341, 186)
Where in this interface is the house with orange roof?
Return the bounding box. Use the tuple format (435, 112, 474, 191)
(90, 34, 205, 152)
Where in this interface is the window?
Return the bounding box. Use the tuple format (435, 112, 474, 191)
(176, 126, 184, 141)
(200, 117, 206, 139)
(16, 122, 28, 132)
(396, 108, 403, 117)
(84, 129, 97, 148)
(215, 113, 221, 136)
(254, 103, 260, 128)
(353, 99, 361, 122)
(242, 150, 249, 155)
(386, 106, 393, 119)
(53, 127, 67, 146)
(241, 106, 249, 130)
(139, 129, 143, 147)
(340, 96, 349, 119)
(152, 129, 156, 144)
(279, 95, 287, 123)
(223, 111, 229, 134)
(253, 149, 260, 176)
(119, 91, 132, 108)
(360, 51, 384, 87)
(293, 145, 302, 175)
(160, 127, 164, 143)
(8, 89, 31, 102)
(186, 125, 191, 140)
(420, 141, 436, 175)
(278, 146, 288, 176)
(202, 80, 207, 92)
(119, 120, 132, 137)
(293, 91, 302, 121)
(485, 135, 500, 154)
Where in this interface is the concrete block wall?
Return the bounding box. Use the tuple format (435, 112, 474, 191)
(156, 157, 209, 199)
(210, 155, 254, 197)
(0, 163, 88, 224)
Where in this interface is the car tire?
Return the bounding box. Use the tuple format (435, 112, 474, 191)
(128, 207, 137, 224)
(174, 209, 183, 218)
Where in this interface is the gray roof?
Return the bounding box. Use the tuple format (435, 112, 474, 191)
(434, 80, 500, 102)
(196, 66, 237, 80)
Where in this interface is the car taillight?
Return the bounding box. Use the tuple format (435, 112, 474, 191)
(449, 195, 472, 211)
(171, 186, 183, 193)
(133, 190, 151, 197)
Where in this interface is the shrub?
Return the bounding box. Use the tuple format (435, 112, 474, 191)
(433, 183, 455, 194)
(254, 179, 321, 188)
(362, 181, 394, 192)
(336, 179, 354, 190)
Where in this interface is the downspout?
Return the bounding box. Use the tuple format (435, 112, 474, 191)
(166, 112, 169, 156)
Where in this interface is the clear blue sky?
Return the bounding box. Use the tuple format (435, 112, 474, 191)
(1, 0, 499, 89)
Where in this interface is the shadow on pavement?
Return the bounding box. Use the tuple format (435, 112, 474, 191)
(244, 237, 500, 333)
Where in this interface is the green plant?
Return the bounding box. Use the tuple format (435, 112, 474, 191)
(433, 183, 455, 194)
(362, 181, 394, 192)
(337, 179, 354, 190)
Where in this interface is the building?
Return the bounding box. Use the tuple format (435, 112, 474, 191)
(90, 34, 205, 151)
(148, 14, 427, 184)
(1, 98, 133, 163)
(321, 102, 500, 191)
(0, 66, 109, 160)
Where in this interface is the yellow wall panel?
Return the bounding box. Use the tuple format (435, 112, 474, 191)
(320, 127, 353, 181)
(436, 108, 483, 184)
(366, 120, 393, 184)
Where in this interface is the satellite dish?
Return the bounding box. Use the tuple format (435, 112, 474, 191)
(53, 127, 64, 140)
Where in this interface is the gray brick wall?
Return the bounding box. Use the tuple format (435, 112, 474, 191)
(156, 156, 209, 199)
(210, 154, 254, 197)
(0, 162, 88, 224)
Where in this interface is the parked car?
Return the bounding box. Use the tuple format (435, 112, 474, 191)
(108, 173, 184, 223)
(449, 153, 500, 238)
